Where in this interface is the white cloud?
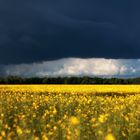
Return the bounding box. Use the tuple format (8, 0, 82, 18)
(2, 58, 140, 77)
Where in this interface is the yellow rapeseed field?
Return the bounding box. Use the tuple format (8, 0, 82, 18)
(0, 85, 140, 140)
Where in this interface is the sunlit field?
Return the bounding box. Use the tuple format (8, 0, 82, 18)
(0, 85, 140, 140)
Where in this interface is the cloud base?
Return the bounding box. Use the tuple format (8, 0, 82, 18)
(1, 58, 140, 78)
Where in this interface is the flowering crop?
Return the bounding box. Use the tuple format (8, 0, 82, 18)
(0, 85, 140, 140)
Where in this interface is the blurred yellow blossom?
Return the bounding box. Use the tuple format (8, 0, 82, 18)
(104, 133, 115, 140)
(69, 116, 80, 125)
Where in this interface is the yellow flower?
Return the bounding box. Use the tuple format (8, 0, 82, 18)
(25, 129, 31, 134)
(91, 118, 96, 123)
(98, 130, 103, 135)
(34, 137, 40, 140)
(16, 126, 23, 135)
(52, 107, 57, 114)
(4, 124, 9, 129)
(53, 126, 57, 131)
(98, 114, 109, 123)
(1, 131, 6, 137)
(104, 133, 115, 140)
(69, 116, 80, 126)
(42, 134, 48, 140)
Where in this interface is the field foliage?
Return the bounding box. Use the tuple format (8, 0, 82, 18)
(0, 85, 140, 140)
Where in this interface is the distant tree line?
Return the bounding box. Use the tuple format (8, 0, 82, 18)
(1, 76, 140, 84)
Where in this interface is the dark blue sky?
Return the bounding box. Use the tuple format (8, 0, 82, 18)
(1, 0, 140, 64)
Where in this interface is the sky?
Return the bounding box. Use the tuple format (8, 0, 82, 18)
(1, 0, 140, 77)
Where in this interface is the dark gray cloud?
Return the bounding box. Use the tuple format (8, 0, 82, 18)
(1, 0, 140, 64)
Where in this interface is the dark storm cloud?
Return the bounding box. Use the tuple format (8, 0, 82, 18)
(1, 0, 140, 64)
